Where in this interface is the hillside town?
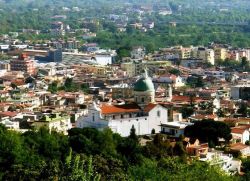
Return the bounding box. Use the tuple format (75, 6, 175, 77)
(0, 36, 250, 174)
(1, 0, 250, 179)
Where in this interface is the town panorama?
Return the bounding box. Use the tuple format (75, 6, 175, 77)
(0, 0, 250, 180)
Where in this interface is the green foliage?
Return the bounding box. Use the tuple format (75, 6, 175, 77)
(62, 149, 100, 181)
(48, 81, 58, 93)
(61, 78, 79, 92)
(187, 76, 205, 88)
(169, 68, 180, 75)
(181, 106, 195, 119)
(184, 119, 232, 146)
(0, 124, 238, 180)
(129, 157, 234, 181)
(237, 102, 250, 117)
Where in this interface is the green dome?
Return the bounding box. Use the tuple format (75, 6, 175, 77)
(134, 77, 155, 92)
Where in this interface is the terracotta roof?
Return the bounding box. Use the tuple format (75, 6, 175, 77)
(100, 103, 141, 114)
(224, 118, 250, 123)
(11, 79, 25, 86)
(0, 111, 19, 117)
(231, 127, 247, 134)
(230, 143, 248, 151)
(172, 95, 203, 103)
(144, 103, 157, 112)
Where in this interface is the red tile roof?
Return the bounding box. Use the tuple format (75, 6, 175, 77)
(11, 79, 25, 86)
(144, 103, 157, 112)
(230, 143, 248, 151)
(224, 118, 250, 123)
(100, 103, 141, 114)
(231, 127, 247, 134)
(0, 111, 18, 117)
(172, 95, 204, 103)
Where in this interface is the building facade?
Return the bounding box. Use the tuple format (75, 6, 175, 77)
(10, 53, 35, 75)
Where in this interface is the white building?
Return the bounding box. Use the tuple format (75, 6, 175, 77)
(153, 74, 185, 88)
(230, 143, 250, 157)
(199, 151, 241, 174)
(231, 127, 250, 144)
(161, 121, 193, 137)
(131, 46, 146, 59)
(231, 84, 250, 100)
(76, 70, 171, 137)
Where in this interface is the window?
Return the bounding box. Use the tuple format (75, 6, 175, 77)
(92, 113, 95, 122)
(141, 97, 144, 103)
(121, 114, 124, 119)
(129, 113, 132, 118)
(157, 110, 161, 117)
(112, 115, 115, 119)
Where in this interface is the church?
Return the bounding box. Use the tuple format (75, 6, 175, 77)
(76, 70, 171, 137)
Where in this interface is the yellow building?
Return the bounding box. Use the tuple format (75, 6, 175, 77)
(73, 64, 110, 77)
(174, 46, 192, 59)
(121, 61, 171, 77)
(214, 48, 227, 61)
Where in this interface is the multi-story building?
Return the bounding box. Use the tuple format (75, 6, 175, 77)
(227, 50, 240, 61)
(192, 47, 215, 65)
(214, 47, 227, 61)
(10, 53, 35, 75)
(174, 46, 192, 59)
(131, 46, 146, 59)
(35, 49, 62, 63)
(111, 83, 133, 99)
(121, 60, 171, 77)
(50, 21, 65, 36)
(231, 84, 250, 100)
(32, 113, 72, 135)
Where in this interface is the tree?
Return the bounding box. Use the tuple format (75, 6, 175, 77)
(129, 125, 138, 143)
(216, 108, 225, 118)
(48, 81, 58, 93)
(62, 148, 101, 181)
(169, 68, 180, 75)
(241, 57, 248, 71)
(144, 134, 174, 159)
(237, 102, 249, 117)
(181, 106, 194, 119)
(184, 120, 232, 146)
(63, 78, 79, 92)
(196, 76, 204, 87)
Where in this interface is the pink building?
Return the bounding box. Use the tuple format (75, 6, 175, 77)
(10, 53, 35, 75)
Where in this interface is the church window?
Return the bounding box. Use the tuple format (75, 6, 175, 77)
(121, 114, 124, 119)
(129, 113, 132, 118)
(141, 97, 144, 103)
(157, 110, 161, 117)
(113, 115, 115, 119)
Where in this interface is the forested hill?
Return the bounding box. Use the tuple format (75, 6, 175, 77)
(1, 0, 250, 9)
